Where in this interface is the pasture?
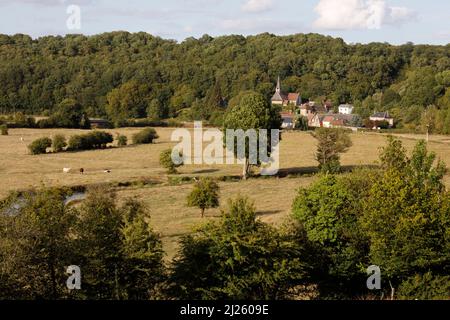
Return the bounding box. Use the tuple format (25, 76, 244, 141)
(1, 127, 450, 259)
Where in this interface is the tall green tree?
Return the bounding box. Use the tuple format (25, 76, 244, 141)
(223, 92, 281, 179)
(45, 98, 90, 129)
(76, 187, 124, 299)
(187, 178, 220, 218)
(0, 189, 78, 299)
(292, 170, 376, 296)
(120, 200, 165, 300)
(361, 138, 449, 296)
(106, 81, 149, 125)
(312, 128, 352, 173)
(169, 197, 306, 300)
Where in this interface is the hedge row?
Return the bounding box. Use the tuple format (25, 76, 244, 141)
(68, 131, 114, 151)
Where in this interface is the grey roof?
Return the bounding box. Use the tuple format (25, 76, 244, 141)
(271, 91, 285, 102)
(89, 118, 109, 123)
(371, 112, 392, 118)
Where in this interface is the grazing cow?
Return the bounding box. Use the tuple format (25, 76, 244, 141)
(104, 169, 111, 173)
(63, 168, 71, 173)
(80, 168, 84, 175)
(20, 137, 24, 142)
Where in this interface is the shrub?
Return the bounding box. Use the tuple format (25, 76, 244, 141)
(67, 135, 86, 151)
(85, 131, 113, 149)
(28, 137, 52, 155)
(294, 115, 309, 131)
(132, 128, 159, 145)
(67, 131, 113, 151)
(52, 134, 67, 152)
(166, 119, 184, 128)
(37, 118, 55, 129)
(397, 273, 450, 300)
(117, 135, 128, 147)
(0, 124, 8, 135)
(160, 149, 183, 174)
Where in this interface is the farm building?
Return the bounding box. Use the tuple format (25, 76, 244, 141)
(89, 118, 111, 129)
(370, 112, 394, 128)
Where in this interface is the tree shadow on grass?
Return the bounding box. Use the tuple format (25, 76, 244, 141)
(191, 169, 220, 174)
(256, 210, 283, 216)
(277, 164, 379, 177)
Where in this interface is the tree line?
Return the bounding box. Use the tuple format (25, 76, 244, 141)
(0, 136, 448, 300)
(0, 32, 449, 131)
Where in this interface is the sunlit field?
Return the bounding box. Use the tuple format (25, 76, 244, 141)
(1, 128, 449, 259)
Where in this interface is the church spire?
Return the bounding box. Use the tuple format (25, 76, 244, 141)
(276, 76, 281, 93)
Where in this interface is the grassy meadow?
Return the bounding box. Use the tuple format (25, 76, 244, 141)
(1, 127, 450, 259)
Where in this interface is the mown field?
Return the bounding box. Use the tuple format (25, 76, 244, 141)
(1, 128, 450, 259)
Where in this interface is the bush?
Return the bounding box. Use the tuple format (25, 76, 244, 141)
(1, 113, 36, 128)
(0, 124, 8, 135)
(67, 131, 113, 151)
(67, 135, 86, 151)
(132, 128, 159, 145)
(52, 134, 67, 152)
(160, 149, 183, 174)
(86, 131, 114, 149)
(117, 135, 128, 147)
(28, 137, 52, 155)
(37, 118, 55, 129)
(397, 272, 450, 300)
(166, 119, 184, 128)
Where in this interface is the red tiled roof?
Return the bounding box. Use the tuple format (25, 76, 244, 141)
(331, 119, 345, 126)
(287, 93, 300, 101)
(322, 116, 335, 122)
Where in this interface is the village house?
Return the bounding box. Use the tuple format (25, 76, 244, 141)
(300, 101, 329, 116)
(338, 104, 354, 115)
(370, 111, 394, 128)
(307, 113, 323, 128)
(271, 77, 302, 107)
(280, 112, 294, 129)
(308, 113, 360, 129)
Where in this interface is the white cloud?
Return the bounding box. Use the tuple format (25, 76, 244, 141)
(242, 0, 273, 13)
(313, 0, 415, 30)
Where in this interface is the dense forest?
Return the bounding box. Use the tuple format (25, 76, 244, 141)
(0, 32, 449, 131)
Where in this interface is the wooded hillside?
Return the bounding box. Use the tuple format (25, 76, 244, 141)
(0, 32, 449, 131)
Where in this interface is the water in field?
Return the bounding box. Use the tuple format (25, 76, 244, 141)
(2, 192, 87, 216)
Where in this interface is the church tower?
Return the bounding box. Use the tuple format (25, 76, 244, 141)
(271, 76, 285, 105)
(276, 76, 281, 94)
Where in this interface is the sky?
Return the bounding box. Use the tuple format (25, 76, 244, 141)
(0, 0, 449, 45)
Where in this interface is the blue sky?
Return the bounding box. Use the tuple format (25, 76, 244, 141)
(0, 0, 448, 45)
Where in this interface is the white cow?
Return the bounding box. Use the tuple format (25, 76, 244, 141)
(63, 168, 71, 173)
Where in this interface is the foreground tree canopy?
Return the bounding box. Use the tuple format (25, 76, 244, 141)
(293, 137, 450, 299)
(0, 32, 449, 130)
